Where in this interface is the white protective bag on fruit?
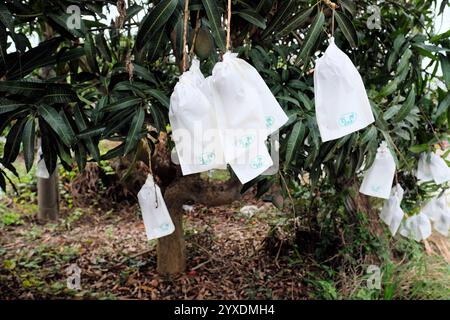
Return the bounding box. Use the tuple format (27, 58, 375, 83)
(429, 153, 450, 184)
(399, 213, 432, 242)
(314, 37, 375, 142)
(36, 147, 50, 179)
(210, 52, 288, 163)
(360, 141, 396, 199)
(169, 58, 226, 175)
(416, 152, 434, 182)
(379, 184, 405, 236)
(228, 139, 274, 184)
(421, 195, 450, 236)
(137, 174, 175, 240)
(416, 152, 450, 184)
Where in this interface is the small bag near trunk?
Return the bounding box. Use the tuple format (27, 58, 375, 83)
(137, 174, 175, 240)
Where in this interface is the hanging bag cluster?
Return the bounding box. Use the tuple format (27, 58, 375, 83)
(169, 58, 226, 175)
(169, 1, 288, 184)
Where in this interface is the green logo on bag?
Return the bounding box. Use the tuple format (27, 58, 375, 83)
(160, 223, 170, 232)
(338, 112, 357, 127)
(238, 135, 255, 149)
(371, 185, 381, 193)
(265, 116, 274, 129)
(250, 155, 264, 169)
(199, 152, 215, 165)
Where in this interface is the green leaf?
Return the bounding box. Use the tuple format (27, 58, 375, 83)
(393, 86, 416, 122)
(433, 92, 450, 121)
(0, 101, 27, 114)
(0, 3, 23, 51)
(37, 105, 76, 147)
(22, 117, 35, 172)
(383, 105, 401, 121)
(102, 97, 142, 113)
(77, 126, 106, 139)
(338, 0, 356, 16)
(296, 12, 324, 65)
(202, 0, 226, 51)
(2, 117, 26, 164)
(235, 9, 266, 29)
(360, 126, 377, 145)
(439, 53, 450, 89)
(84, 33, 99, 74)
(335, 11, 358, 48)
(145, 30, 168, 63)
(126, 3, 143, 22)
(279, 7, 314, 36)
(379, 79, 399, 97)
(124, 107, 145, 155)
(261, 0, 296, 38)
(145, 89, 170, 108)
(284, 121, 305, 170)
(135, 0, 178, 50)
(0, 80, 46, 95)
(409, 144, 429, 154)
(396, 48, 412, 75)
(73, 105, 100, 161)
(277, 95, 300, 107)
(95, 33, 112, 63)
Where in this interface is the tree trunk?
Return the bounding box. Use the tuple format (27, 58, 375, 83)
(157, 186, 186, 274)
(156, 174, 242, 275)
(37, 24, 59, 223)
(37, 168, 59, 222)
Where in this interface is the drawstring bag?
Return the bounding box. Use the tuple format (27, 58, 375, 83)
(416, 152, 433, 181)
(36, 147, 50, 179)
(360, 141, 396, 199)
(416, 152, 450, 184)
(169, 58, 226, 175)
(428, 153, 450, 185)
(399, 213, 432, 242)
(137, 174, 175, 240)
(210, 52, 288, 162)
(379, 184, 405, 236)
(229, 140, 274, 184)
(421, 195, 450, 236)
(314, 37, 375, 142)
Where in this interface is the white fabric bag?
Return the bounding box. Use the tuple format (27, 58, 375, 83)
(379, 184, 405, 236)
(169, 58, 226, 175)
(210, 52, 288, 162)
(421, 195, 450, 236)
(314, 37, 374, 142)
(137, 174, 175, 240)
(36, 147, 50, 179)
(416, 152, 434, 182)
(399, 213, 432, 242)
(229, 140, 274, 184)
(429, 153, 450, 185)
(416, 152, 450, 184)
(360, 141, 396, 199)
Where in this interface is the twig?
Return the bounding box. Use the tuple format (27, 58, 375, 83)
(110, 248, 154, 268)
